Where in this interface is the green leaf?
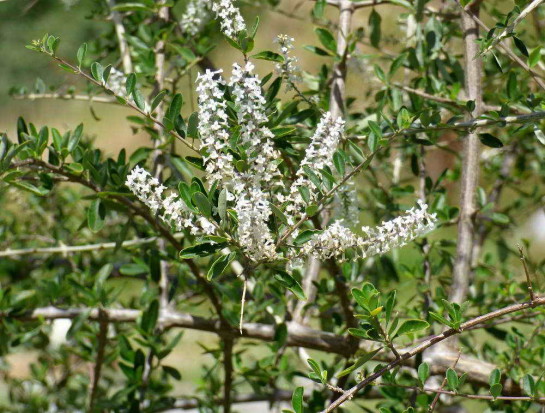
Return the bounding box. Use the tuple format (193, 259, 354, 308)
(291, 387, 304, 413)
(192, 192, 212, 217)
(187, 112, 199, 139)
(489, 368, 501, 386)
(369, 9, 382, 48)
(293, 229, 319, 245)
(88, 199, 105, 232)
(490, 383, 502, 399)
(333, 151, 345, 176)
(180, 242, 227, 259)
(91, 62, 104, 83)
(307, 358, 325, 384)
(394, 319, 429, 337)
(513, 37, 529, 57)
(312, 0, 326, 18)
(418, 362, 430, 385)
(429, 311, 452, 328)
(76, 43, 87, 68)
(132, 89, 146, 111)
(140, 299, 159, 334)
(446, 368, 459, 392)
(67, 123, 83, 153)
(218, 188, 227, 221)
(528, 47, 542, 68)
(522, 374, 535, 397)
(95, 263, 113, 288)
(9, 181, 49, 196)
(315, 28, 337, 53)
(207, 252, 235, 280)
(252, 51, 284, 63)
(479, 133, 503, 148)
(168, 93, 184, 120)
(120, 263, 148, 276)
(337, 348, 381, 378)
(162, 365, 181, 380)
(126, 73, 136, 95)
(274, 271, 306, 300)
(150, 90, 167, 112)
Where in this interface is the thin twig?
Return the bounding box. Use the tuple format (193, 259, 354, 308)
(428, 349, 461, 412)
(484, 0, 545, 52)
(42, 52, 199, 154)
(518, 245, 536, 302)
(12, 93, 118, 104)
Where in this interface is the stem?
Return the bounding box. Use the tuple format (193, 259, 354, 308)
(428, 349, 461, 412)
(450, 4, 484, 305)
(518, 245, 535, 302)
(223, 339, 234, 413)
(88, 309, 108, 412)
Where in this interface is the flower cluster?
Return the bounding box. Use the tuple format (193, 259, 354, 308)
(302, 200, 437, 261)
(195, 69, 236, 186)
(229, 62, 280, 187)
(180, 0, 210, 36)
(275, 34, 302, 91)
(210, 0, 245, 38)
(285, 112, 345, 225)
(195, 63, 279, 261)
(126, 166, 215, 235)
(126, 56, 437, 264)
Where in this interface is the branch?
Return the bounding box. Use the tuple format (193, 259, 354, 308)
(450, 1, 484, 305)
(8, 302, 544, 398)
(355, 111, 545, 141)
(42, 52, 199, 154)
(108, 0, 133, 73)
(0, 234, 184, 258)
(378, 383, 545, 402)
(163, 390, 294, 411)
(322, 296, 545, 411)
(12, 93, 118, 104)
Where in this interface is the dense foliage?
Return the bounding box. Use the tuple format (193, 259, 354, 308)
(2, 0, 545, 412)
